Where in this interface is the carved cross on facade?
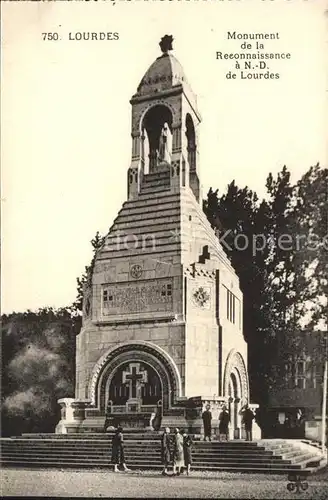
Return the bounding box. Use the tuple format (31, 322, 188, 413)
(122, 363, 148, 400)
(199, 245, 211, 264)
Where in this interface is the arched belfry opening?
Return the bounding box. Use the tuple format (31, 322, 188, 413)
(142, 105, 173, 172)
(185, 113, 196, 171)
(186, 113, 200, 201)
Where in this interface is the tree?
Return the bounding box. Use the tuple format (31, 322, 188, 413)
(203, 165, 327, 407)
(204, 180, 274, 404)
(72, 231, 105, 315)
(272, 164, 328, 388)
(1, 307, 80, 436)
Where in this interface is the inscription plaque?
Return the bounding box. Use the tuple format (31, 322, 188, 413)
(102, 278, 173, 315)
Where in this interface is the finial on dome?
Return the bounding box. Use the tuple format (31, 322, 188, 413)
(159, 35, 173, 54)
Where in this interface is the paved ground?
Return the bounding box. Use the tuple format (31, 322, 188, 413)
(1, 468, 328, 499)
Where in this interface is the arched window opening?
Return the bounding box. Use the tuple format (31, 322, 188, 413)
(185, 114, 196, 171)
(142, 105, 173, 172)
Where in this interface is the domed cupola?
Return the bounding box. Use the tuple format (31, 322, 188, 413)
(134, 35, 196, 105)
(137, 52, 188, 96)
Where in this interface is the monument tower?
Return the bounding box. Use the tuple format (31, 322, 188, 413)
(57, 36, 259, 438)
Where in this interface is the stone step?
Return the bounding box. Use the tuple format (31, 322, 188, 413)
(0, 449, 275, 459)
(123, 191, 179, 208)
(2, 436, 320, 474)
(139, 186, 171, 195)
(0, 447, 273, 458)
(143, 171, 171, 181)
(0, 451, 280, 462)
(267, 444, 296, 451)
(0, 443, 274, 456)
(0, 454, 298, 468)
(0, 452, 290, 466)
(0, 459, 305, 474)
(291, 452, 320, 465)
(143, 172, 170, 181)
(279, 450, 305, 459)
(2, 443, 267, 453)
(113, 205, 178, 222)
(1, 437, 266, 453)
(142, 177, 170, 186)
(18, 434, 263, 444)
(140, 183, 170, 192)
(10, 436, 264, 447)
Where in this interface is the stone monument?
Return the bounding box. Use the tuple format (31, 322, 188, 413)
(56, 35, 261, 439)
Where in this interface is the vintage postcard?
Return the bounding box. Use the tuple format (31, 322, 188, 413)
(1, 0, 327, 498)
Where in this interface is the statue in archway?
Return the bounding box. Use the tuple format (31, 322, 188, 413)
(157, 123, 172, 164)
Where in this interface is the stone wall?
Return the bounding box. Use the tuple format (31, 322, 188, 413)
(184, 274, 219, 397)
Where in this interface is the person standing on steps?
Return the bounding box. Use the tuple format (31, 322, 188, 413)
(241, 404, 255, 441)
(103, 400, 113, 432)
(202, 404, 212, 441)
(172, 428, 184, 476)
(161, 427, 171, 476)
(111, 426, 131, 472)
(218, 405, 230, 441)
(182, 429, 193, 475)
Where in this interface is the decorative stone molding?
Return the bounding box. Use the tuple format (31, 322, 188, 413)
(134, 101, 177, 134)
(223, 350, 249, 401)
(193, 286, 210, 308)
(88, 341, 182, 408)
(185, 266, 216, 279)
(130, 264, 143, 279)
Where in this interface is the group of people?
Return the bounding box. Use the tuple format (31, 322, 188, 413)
(202, 404, 255, 441)
(110, 404, 256, 473)
(110, 426, 193, 475)
(161, 427, 193, 476)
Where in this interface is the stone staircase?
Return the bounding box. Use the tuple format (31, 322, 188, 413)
(1, 433, 324, 473)
(258, 439, 325, 470)
(140, 170, 171, 195)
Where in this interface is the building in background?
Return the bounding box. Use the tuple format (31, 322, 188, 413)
(266, 330, 327, 443)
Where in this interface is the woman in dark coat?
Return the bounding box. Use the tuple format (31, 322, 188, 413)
(218, 405, 230, 441)
(161, 427, 171, 475)
(182, 429, 193, 475)
(111, 426, 131, 472)
(241, 405, 255, 441)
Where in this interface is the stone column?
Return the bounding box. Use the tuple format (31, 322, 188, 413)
(228, 397, 234, 440)
(234, 397, 242, 439)
(249, 403, 262, 440)
(55, 398, 88, 434)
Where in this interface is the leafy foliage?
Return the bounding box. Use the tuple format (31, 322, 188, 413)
(2, 232, 105, 436)
(1, 307, 80, 436)
(204, 164, 327, 405)
(72, 231, 105, 315)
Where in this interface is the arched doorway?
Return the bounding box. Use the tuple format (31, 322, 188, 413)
(223, 350, 249, 439)
(228, 371, 241, 439)
(228, 373, 240, 438)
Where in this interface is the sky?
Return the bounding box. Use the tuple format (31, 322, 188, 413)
(1, 0, 327, 314)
